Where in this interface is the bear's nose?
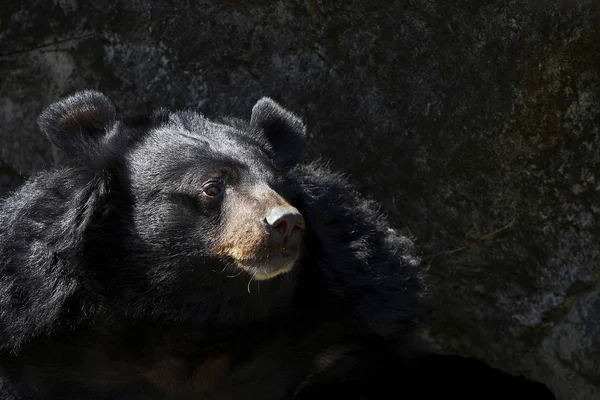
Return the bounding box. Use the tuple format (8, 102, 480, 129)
(264, 206, 305, 242)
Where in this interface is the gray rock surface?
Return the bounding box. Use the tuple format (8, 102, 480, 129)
(1, 1, 599, 398)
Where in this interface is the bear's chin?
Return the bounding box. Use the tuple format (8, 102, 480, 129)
(234, 254, 299, 281)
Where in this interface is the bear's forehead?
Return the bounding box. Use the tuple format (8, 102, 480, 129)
(144, 121, 269, 162)
(126, 119, 276, 186)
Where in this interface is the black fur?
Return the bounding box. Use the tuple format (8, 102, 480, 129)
(0, 91, 424, 399)
(250, 97, 307, 168)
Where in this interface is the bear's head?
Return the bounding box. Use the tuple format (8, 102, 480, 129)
(36, 90, 312, 325)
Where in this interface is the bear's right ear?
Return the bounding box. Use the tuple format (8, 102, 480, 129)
(250, 97, 307, 168)
(37, 90, 117, 161)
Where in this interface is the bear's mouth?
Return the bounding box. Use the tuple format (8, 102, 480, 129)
(231, 252, 300, 281)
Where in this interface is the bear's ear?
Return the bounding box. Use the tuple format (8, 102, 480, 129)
(37, 90, 117, 161)
(250, 97, 307, 168)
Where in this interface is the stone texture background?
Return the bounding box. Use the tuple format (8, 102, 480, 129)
(1, 1, 599, 399)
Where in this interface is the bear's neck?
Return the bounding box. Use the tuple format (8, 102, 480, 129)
(101, 262, 303, 327)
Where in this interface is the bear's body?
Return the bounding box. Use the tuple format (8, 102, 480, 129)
(0, 91, 423, 399)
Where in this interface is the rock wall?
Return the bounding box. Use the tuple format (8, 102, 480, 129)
(1, 1, 600, 398)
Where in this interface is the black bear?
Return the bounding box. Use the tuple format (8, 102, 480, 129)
(0, 91, 424, 399)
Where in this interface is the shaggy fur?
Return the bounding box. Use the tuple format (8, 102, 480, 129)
(0, 91, 424, 399)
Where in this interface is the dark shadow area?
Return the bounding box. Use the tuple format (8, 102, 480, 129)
(296, 353, 556, 399)
(0, 160, 24, 199)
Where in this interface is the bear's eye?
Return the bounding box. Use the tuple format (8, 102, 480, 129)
(202, 182, 224, 198)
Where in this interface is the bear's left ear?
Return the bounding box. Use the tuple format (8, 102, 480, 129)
(250, 97, 307, 168)
(37, 90, 117, 163)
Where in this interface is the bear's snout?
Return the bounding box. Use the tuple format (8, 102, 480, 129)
(212, 186, 305, 280)
(263, 206, 305, 246)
